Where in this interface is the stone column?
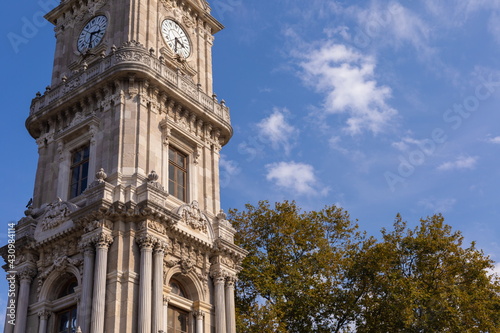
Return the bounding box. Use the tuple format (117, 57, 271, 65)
(13, 266, 36, 333)
(90, 233, 113, 333)
(37, 311, 51, 333)
(225, 276, 237, 333)
(152, 242, 166, 333)
(212, 271, 226, 333)
(137, 235, 155, 333)
(79, 242, 95, 333)
(194, 310, 205, 333)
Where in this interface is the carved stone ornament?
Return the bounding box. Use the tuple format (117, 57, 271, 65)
(175, 201, 208, 233)
(37, 256, 83, 294)
(147, 170, 165, 191)
(88, 0, 107, 15)
(136, 234, 157, 250)
(93, 233, 114, 249)
(160, 0, 173, 11)
(18, 266, 37, 282)
(38, 310, 52, 320)
(179, 257, 195, 275)
(95, 168, 107, 183)
(39, 198, 79, 231)
(139, 220, 167, 234)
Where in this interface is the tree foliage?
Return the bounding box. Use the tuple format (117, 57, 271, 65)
(229, 201, 372, 332)
(229, 201, 500, 333)
(355, 214, 500, 333)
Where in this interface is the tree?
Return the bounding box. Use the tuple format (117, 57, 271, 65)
(229, 202, 500, 333)
(355, 214, 500, 333)
(229, 201, 372, 332)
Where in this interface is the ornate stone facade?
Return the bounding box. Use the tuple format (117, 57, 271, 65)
(1, 1, 246, 333)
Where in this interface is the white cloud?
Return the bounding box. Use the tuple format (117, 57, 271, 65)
(257, 108, 298, 154)
(355, 2, 432, 55)
(418, 197, 457, 213)
(487, 261, 500, 278)
(300, 42, 397, 135)
(219, 155, 241, 188)
(437, 156, 478, 171)
(392, 136, 436, 153)
(220, 155, 241, 176)
(265, 161, 328, 196)
(424, 0, 500, 30)
(488, 136, 500, 144)
(329, 136, 348, 154)
(488, 12, 500, 45)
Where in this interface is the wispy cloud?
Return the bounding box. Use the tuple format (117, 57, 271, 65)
(329, 136, 349, 154)
(299, 42, 397, 135)
(355, 2, 433, 55)
(257, 108, 298, 154)
(487, 136, 500, 144)
(219, 155, 241, 188)
(418, 197, 457, 213)
(437, 156, 478, 171)
(265, 161, 329, 196)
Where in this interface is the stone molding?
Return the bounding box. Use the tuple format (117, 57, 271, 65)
(28, 42, 231, 141)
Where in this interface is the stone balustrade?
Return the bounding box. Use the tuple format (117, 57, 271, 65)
(29, 41, 231, 126)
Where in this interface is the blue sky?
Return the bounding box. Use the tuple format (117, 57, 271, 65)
(2, 0, 500, 326)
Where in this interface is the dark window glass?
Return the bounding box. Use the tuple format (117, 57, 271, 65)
(70, 145, 90, 198)
(168, 147, 187, 201)
(57, 306, 77, 333)
(58, 278, 78, 298)
(169, 280, 187, 298)
(167, 306, 189, 333)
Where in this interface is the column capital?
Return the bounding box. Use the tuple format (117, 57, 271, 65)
(93, 232, 113, 249)
(163, 295, 171, 304)
(136, 234, 156, 250)
(78, 239, 96, 255)
(18, 266, 37, 282)
(210, 269, 227, 284)
(38, 310, 52, 320)
(193, 310, 205, 319)
(154, 241, 168, 254)
(226, 275, 238, 287)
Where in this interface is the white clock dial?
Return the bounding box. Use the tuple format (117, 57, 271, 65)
(77, 15, 108, 52)
(161, 19, 191, 58)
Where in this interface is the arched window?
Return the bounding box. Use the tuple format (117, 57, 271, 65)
(169, 280, 187, 298)
(167, 278, 191, 333)
(53, 276, 78, 333)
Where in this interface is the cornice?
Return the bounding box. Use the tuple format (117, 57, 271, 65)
(26, 41, 232, 144)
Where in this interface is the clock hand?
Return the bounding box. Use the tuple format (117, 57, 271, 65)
(174, 37, 185, 52)
(88, 29, 102, 48)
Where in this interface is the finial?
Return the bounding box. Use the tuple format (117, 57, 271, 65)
(148, 170, 159, 182)
(96, 168, 107, 183)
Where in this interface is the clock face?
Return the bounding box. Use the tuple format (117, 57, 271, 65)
(161, 20, 191, 58)
(77, 15, 108, 52)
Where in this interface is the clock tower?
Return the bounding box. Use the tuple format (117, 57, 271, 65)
(3, 1, 246, 333)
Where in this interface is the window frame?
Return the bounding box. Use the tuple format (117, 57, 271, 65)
(167, 305, 190, 333)
(55, 304, 78, 333)
(69, 144, 90, 199)
(168, 146, 188, 202)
